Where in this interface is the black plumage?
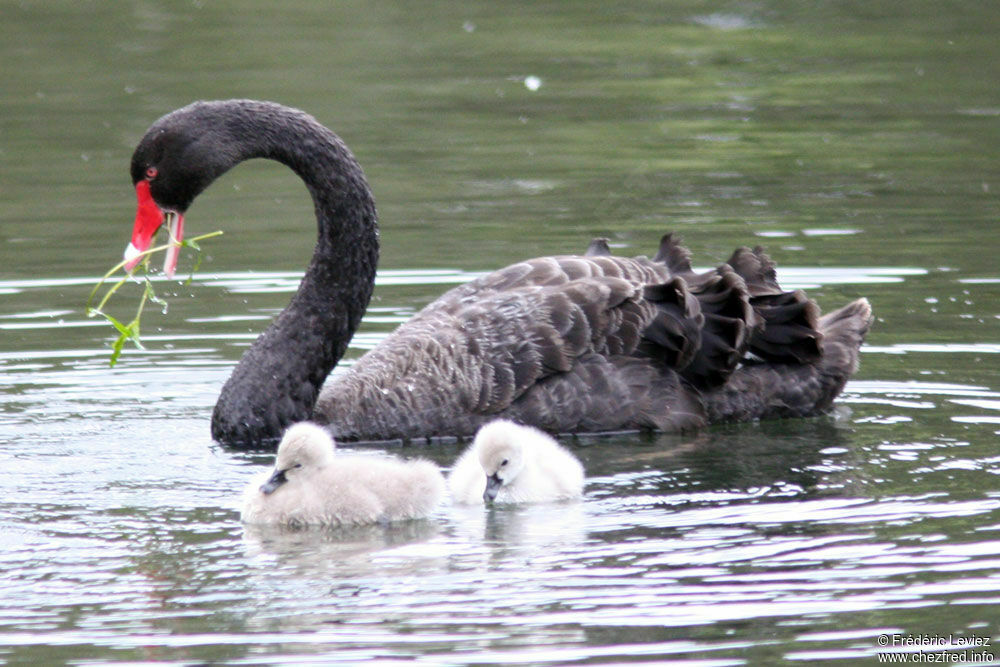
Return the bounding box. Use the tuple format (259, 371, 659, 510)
(127, 100, 873, 449)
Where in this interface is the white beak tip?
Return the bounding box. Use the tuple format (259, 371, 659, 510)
(123, 243, 143, 271)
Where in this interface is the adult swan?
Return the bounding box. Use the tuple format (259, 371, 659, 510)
(123, 100, 872, 449)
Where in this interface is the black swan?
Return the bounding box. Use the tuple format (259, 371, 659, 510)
(123, 100, 873, 449)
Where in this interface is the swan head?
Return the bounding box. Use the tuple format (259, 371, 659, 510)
(260, 421, 336, 495)
(125, 101, 258, 274)
(474, 420, 530, 503)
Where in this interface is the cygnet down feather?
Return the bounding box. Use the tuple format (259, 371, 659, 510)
(449, 419, 585, 504)
(241, 422, 445, 527)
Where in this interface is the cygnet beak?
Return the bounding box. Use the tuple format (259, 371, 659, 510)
(483, 472, 502, 503)
(260, 468, 288, 495)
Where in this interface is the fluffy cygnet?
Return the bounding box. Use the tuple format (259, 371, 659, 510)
(241, 422, 445, 527)
(449, 420, 584, 505)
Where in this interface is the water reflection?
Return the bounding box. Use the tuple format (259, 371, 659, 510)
(242, 519, 443, 577)
(450, 501, 588, 557)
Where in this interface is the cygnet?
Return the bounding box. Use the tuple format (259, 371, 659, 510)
(241, 422, 445, 527)
(449, 420, 584, 505)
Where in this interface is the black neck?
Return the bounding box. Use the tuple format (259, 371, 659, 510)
(204, 102, 378, 448)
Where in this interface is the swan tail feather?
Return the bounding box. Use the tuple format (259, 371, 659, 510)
(722, 245, 824, 365)
(725, 245, 781, 296)
(652, 233, 693, 274)
(677, 266, 755, 390)
(637, 276, 703, 370)
(747, 290, 823, 364)
(817, 297, 873, 383)
(584, 237, 612, 256)
(703, 298, 873, 423)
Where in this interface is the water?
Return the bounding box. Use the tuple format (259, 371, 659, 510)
(2, 1, 1000, 664)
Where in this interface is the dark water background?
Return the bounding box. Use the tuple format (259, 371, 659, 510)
(2, 1, 999, 664)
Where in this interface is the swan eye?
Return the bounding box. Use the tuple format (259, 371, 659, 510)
(145, 166, 158, 180)
(500, 459, 509, 467)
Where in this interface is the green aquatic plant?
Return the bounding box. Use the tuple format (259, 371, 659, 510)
(86, 231, 223, 367)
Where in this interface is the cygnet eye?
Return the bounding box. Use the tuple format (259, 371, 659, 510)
(500, 459, 509, 467)
(293, 463, 303, 469)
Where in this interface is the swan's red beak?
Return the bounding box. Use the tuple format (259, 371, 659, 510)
(124, 181, 185, 278)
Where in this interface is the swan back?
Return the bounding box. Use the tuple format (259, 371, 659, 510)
(241, 421, 445, 527)
(449, 420, 584, 505)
